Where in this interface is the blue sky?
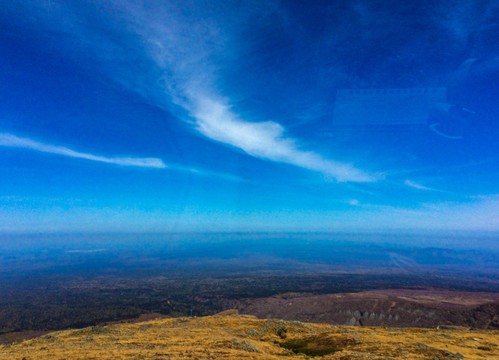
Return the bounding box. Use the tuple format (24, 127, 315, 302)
(1, 0, 499, 234)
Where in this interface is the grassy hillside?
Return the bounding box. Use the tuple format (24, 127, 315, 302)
(1, 311, 498, 359)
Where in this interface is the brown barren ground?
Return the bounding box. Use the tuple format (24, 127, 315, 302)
(235, 290, 499, 329)
(0, 312, 498, 359)
(363, 289, 499, 307)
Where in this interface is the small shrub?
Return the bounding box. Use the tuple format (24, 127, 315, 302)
(137, 324, 153, 331)
(40, 334, 56, 342)
(275, 320, 288, 339)
(175, 318, 190, 324)
(88, 326, 110, 335)
(288, 321, 309, 329)
(247, 329, 259, 337)
(231, 339, 258, 352)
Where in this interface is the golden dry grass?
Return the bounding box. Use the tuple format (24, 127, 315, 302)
(0, 313, 498, 359)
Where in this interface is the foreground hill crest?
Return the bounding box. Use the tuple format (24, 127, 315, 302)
(1, 312, 498, 359)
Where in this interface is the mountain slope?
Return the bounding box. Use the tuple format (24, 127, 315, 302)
(234, 290, 499, 329)
(1, 312, 498, 359)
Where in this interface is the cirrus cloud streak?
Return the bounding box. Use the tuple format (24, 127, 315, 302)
(0, 132, 166, 168)
(191, 96, 376, 182)
(101, 1, 377, 182)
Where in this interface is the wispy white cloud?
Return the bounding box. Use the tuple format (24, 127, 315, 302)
(404, 179, 435, 191)
(190, 96, 375, 182)
(0, 132, 166, 168)
(0, 132, 246, 181)
(46, 1, 375, 183)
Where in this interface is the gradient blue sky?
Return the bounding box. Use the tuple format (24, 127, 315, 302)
(1, 0, 499, 234)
